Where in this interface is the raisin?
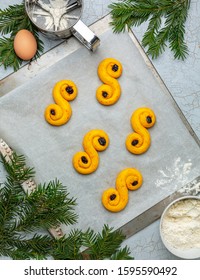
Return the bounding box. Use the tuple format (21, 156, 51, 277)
(146, 116, 152, 123)
(110, 194, 116, 200)
(112, 64, 118, 72)
(98, 137, 106, 146)
(131, 139, 139, 146)
(132, 181, 138, 186)
(66, 86, 74, 94)
(81, 156, 88, 164)
(102, 91, 108, 98)
(50, 109, 56, 115)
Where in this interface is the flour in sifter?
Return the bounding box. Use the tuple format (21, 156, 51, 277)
(155, 157, 192, 189)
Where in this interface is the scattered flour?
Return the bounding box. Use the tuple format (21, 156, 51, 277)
(179, 180, 200, 196)
(155, 157, 192, 189)
(161, 198, 200, 250)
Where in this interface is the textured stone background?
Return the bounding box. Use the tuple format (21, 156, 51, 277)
(0, 0, 199, 260)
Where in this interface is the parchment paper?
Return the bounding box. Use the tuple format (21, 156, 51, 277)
(0, 29, 200, 234)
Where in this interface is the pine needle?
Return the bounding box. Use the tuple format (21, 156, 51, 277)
(109, 0, 191, 60)
(82, 225, 130, 260)
(0, 150, 133, 260)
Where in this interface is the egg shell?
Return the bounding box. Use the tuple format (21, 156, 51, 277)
(14, 29, 37, 61)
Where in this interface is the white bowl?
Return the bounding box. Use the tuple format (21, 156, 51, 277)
(160, 196, 200, 259)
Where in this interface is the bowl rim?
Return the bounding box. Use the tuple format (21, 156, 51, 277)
(160, 195, 200, 259)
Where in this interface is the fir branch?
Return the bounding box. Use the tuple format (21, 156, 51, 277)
(1, 153, 35, 184)
(0, 149, 133, 260)
(142, 11, 163, 57)
(109, 0, 191, 60)
(0, 37, 23, 71)
(167, 4, 189, 59)
(52, 229, 83, 260)
(0, 180, 22, 229)
(0, 3, 29, 35)
(15, 180, 78, 232)
(110, 246, 133, 260)
(0, 152, 78, 259)
(52, 226, 133, 260)
(82, 225, 130, 260)
(0, 1, 44, 71)
(3, 234, 52, 260)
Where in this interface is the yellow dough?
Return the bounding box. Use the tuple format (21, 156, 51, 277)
(126, 107, 156, 154)
(44, 80, 78, 126)
(73, 129, 109, 175)
(102, 168, 143, 212)
(96, 58, 123, 105)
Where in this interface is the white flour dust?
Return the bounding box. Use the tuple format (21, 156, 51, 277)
(179, 180, 200, 196)
(161, 198, 200, 250)
(155, 157, 192, 189)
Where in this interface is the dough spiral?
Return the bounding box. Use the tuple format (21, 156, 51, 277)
(126, 107, 156, 154)
(73, 129, 109, 174)
(96, 58, 123, 105)
(102, 168, 143, 212)
(44, 80, 78, 126)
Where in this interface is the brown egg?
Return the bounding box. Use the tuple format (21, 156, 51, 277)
(14, 29, 37, 61)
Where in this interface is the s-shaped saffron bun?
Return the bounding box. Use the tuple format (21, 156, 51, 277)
(73, 129, 109, 175)
(96, 58, 123, 105)
(102, 168, 143, 212)
(126, 107, 156, 154)
(44, 80, 78, 126)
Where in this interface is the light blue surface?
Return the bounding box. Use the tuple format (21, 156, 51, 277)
(132, 0, 200, 140)
(0, 0, 199, 260)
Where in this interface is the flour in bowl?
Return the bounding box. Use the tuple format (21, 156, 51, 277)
(161, 198, 200, 250)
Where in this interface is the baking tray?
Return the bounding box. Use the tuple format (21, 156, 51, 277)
(0, 27, 200, 235)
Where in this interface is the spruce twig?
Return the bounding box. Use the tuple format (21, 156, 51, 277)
(0, 153, 77, 259)
(109, 0, 191, 60)
(52, 225, 133, 260)
(52, 229, 84, 260)
(1, 152, 35, 183)
(15, 180, 78, 233)
(0, 37, 23, 71)
(82, 225, 133, 260)
(0, 151, 133, 260)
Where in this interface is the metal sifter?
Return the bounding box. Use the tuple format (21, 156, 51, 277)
(25, 0, 100, 51)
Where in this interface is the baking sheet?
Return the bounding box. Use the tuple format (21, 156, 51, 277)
(0, 29, 200, 234)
